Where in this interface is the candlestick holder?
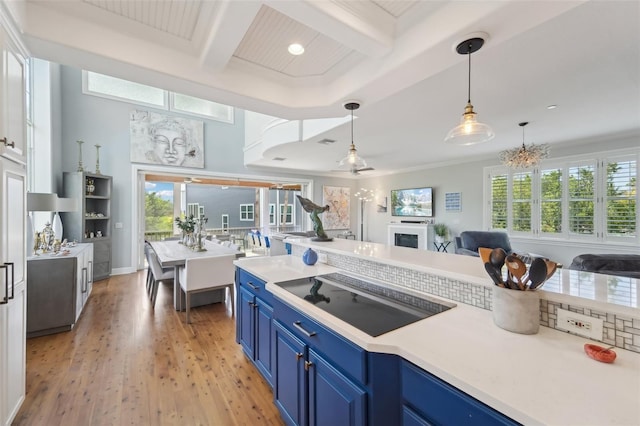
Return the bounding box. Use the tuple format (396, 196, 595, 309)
(76, 140, 84, 172)
(95, 144, 102, 175)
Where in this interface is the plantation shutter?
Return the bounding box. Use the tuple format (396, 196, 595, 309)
(605, 156, 636, 238)
(490, 172, 508, 230)
(540, 167, 563, 235)
(511, 171, 532, 232)
(568, 162, 596, 236)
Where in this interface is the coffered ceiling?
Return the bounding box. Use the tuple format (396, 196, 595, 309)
(7, 1, 640, 176)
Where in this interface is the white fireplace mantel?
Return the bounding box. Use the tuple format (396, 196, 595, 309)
(387, 223, 432, 250)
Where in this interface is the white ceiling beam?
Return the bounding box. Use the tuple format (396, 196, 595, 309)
(198, 0, 263, 71)
(266, 0, 394, 58)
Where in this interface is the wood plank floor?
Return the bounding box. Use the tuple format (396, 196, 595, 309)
(14, 271, 284, 426)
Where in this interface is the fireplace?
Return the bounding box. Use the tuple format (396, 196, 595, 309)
(395, 233, 418, 249)
(387, 223, 432, 250)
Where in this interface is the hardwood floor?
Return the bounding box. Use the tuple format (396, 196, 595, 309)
(14, 271, 284, 426)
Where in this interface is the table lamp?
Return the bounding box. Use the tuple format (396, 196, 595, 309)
(53, 196, 78, 243)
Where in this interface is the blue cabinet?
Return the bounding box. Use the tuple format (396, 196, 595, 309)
(401, 360, 520, 425)
(273, 299, 367, 426)
(236, 268, 274, 386)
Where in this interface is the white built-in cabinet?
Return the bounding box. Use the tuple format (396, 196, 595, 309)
(0, 14, 27, 426)
(0, 158, 26, 426)
(0, 22, 25, 165)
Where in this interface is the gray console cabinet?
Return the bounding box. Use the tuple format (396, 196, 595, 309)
(27, 243, 93, 337)
(62, 172, 112, 280)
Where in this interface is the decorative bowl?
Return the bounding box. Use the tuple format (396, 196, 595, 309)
(584, 343, 617, 363)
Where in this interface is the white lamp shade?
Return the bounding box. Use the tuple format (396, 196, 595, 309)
(56, 197, 78, 212)
(52, 212, 63, 241)
(27, 192, 58, 211)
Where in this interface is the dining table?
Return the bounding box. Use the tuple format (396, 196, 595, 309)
(149, 239, 244, 310)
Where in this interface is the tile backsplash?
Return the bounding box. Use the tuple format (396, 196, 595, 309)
(290, 245, 640, 354)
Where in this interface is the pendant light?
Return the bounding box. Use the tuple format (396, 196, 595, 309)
(499, 122, 550, 169)
(339, 102, 368, 172)
(444, 35, 494, 145)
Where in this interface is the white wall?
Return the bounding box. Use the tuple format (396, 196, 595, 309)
(358, 133, 640, 266)
(57, 65, 357, 272)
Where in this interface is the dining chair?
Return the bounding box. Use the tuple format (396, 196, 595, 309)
(178, 254, 236, 323)
(147, 249, 175, 308)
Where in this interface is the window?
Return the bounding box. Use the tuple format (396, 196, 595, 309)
(605, 156, 637, 238)
(485, 149, 638, 245)
(540, 167, 563, 235)
(489, 171, 508, 230)
(269, 204, 276, 225)
(84, 71, 167, 108)
(83, 71, 234, 123)
(171, 93, 234, 123)
(222, 214, 229, 230)
(512, 171, 532, 233)
(568, 162, 596, 236)
(240, 204, 254, 221)
(280, 204, 294, 225)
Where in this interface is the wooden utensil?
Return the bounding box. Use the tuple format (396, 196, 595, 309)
(505, 255, 526, 290)
(479, 247, 492, 264)
(544, 259, 558, 281)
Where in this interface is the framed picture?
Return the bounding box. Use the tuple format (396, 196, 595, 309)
(130, 110, 204, 168)
(322, 186, 350, 229)
(376, 196, 388, 213)
(445, 192, 462, 212)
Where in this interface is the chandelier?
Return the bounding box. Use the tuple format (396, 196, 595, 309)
(499, 122, 550, 169)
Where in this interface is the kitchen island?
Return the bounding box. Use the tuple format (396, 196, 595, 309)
(234, 240, 640, 426)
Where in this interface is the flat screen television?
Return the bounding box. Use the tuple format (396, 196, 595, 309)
(391, 187, 433, 217)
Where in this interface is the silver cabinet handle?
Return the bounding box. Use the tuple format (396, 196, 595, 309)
(293, 320, 317, 337)
(0, 265, 7, 305)
(82, 267, 88, 293)
(4, 262, 14, 299)
(88, 260, 93, 284)
(246, 281, 259, 290)
(304, 361, 313, 371)
(296, 352, 304, 361)
(0, 137, 15, 148)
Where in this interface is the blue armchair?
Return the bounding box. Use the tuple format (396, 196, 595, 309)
(454, 231, 513, 257)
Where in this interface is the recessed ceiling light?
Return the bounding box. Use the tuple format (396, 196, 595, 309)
(546, 104, 558, 110)
(288, 43, 305, 55)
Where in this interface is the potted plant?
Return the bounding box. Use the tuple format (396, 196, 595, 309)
(433, 223, 448, 243)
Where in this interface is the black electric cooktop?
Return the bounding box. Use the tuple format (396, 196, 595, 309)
(275, 272, 455, 337)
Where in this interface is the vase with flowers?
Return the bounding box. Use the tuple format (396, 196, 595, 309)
(175, 215, 196, 246)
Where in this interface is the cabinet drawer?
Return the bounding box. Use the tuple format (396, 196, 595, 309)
(401, 360, 520, 425)
(237, 268, 273, 304)
(273, 297, 367, 384)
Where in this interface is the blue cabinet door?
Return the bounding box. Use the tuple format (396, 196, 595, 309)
(308, 349, 366, 426)
(255, 297, 274, 386)
(274, 320, 307, 426)
(238, 286, 255, 358)
(402, 405, 433, 426)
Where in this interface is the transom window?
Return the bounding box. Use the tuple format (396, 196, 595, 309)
(83, 71, 234, 123)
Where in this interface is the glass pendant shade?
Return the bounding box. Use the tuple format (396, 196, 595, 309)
(445, 35, 493, 145)
(339, 143, 367, 169)
(445, 102, 495, 145)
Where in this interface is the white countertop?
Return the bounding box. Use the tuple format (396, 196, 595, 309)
(285, 237, 640, 317)
(234, 255, 640, 426)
